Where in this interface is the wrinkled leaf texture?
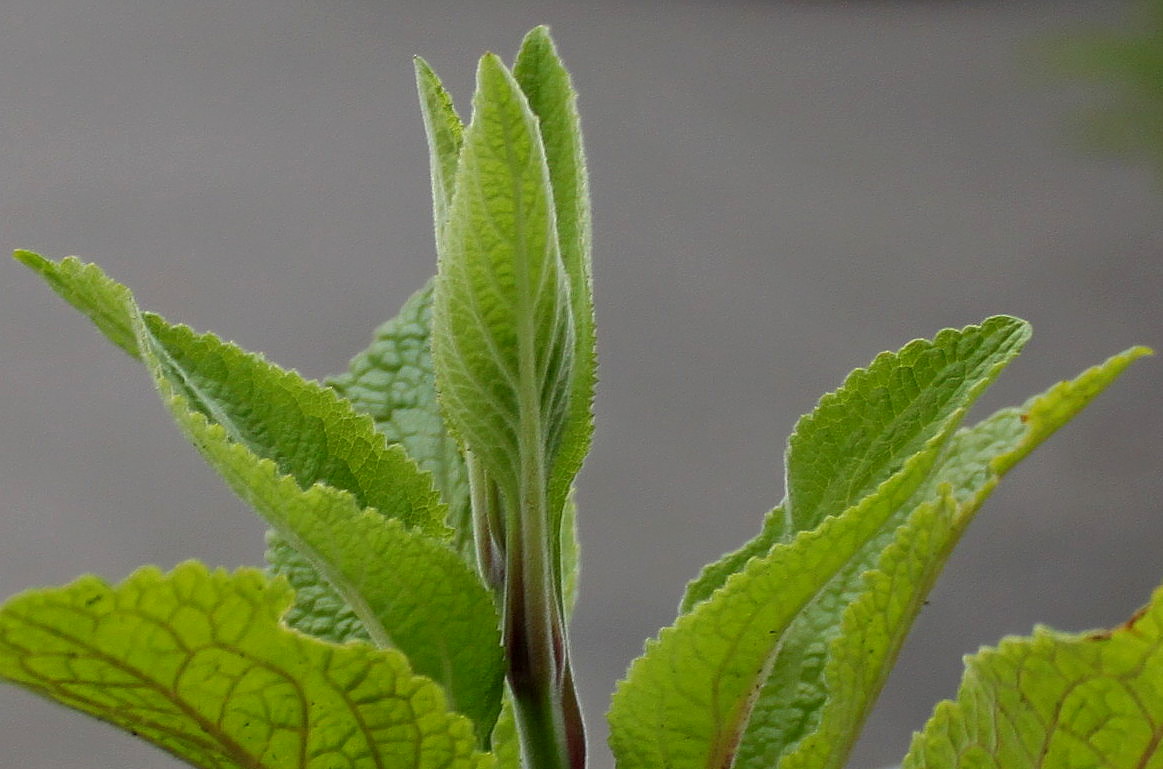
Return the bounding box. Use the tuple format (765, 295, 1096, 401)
(609, 313, 1148, 769)
(11, 251, 505, 743)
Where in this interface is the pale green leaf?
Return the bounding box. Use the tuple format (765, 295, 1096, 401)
(0, 562, 493, 769)
(430, 52, 574, 505)
(15, 251, 447, 537)
(265, 535, 369, 644)
(491, 691, 523, 769)
(174, 408, 503, 741)
(767, 346, 1151, 769)
(16, 252, 505, 739)
(608, 320, 1145, 769)
(784, 315, 1031, 533)
(513, 25, 596, 607)
(560, 492, 581, 618)
(415, 56, 465, 231)
(680, 504, 787, 613)
(902, 585, 1163, 769)
(682, 316, 1030, 612)
(329, 281, 473, 558)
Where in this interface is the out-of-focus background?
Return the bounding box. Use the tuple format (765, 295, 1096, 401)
(1, 2, 1159, 767)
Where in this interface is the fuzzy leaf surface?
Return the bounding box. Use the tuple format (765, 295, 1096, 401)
(681, 316, 1028, 614)
(15, 251, 446, 536)
(415, 56, 465, 231)
(329, 281, 473, 557)
(609, 318, 1144, 769)
(682, 317, 1030, 613)
(903, 585, 1163, 769)
(784, 316, 1030, 532)
(771, 343, 1148, 769)
(0, 562, 493, 769)
(430, 53, 574, 503)
(16, 252, 504, 738)
(176, 409, 503, 741)
(513, 25, 596, 554)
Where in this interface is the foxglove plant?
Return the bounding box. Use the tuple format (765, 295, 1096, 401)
(1, 26, 1158, 769)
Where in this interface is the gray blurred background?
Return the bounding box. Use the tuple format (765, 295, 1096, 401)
(1, 2, 1160, 767)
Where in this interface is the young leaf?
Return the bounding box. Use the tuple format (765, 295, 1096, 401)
(430, 47, 587, 769)
(420, 33, 589, 619)
(329, 280, 473, 558)
(326, 275, 580, 625)
(513, 25, 597, 546)
(770, 346, 1148, 769)
(16, 252, 505, 738)
(902, 585, 1163, 768)
(608, 319, 1146, 769)
(265, 535, 371, 643)
(174, 409, 504, 741)
(431, 52, 575, 503)
(682, 316, 1030, 611)
(14, 251, 447, 536)
(0, 562, 493, 769)
(785, 315, 1031, 533)
(415, 56, 465, 230)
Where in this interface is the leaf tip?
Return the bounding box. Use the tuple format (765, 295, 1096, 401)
(13, 248, 43, 267)
(520, 24, 555, 49)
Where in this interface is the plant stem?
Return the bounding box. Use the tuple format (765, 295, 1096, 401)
(504, 490, 586, 769)
(501, 337, 586, 769)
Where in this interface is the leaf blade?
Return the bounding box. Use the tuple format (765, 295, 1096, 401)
(513, 25, 596, 523)
(431, 52, 574, 503)
(415, 56, 465, 231)
(0, 562, 494, 769)
(177, 407, 504, 741)
(17, 251, 447, 536)
(329, 280, 473, 558)
(682, 316, 1030, 613)
(17, 252, 505, 740)
(902, 584, 1163, 769)
(745, 345, 1152, 769)
(608, 321, 1145, 769)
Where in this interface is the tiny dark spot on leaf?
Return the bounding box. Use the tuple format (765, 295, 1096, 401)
(1019, 413, 1030, 423)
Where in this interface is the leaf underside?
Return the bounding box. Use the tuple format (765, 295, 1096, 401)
(328, 280, 472, 558)
(13, 251, 505, 743)
(904, 584, 1163, 769)
(608, 313, 1149, 769)
(0, 562, 493, 769)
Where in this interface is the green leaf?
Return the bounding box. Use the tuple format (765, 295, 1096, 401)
(430, 52, 574, 507)
(682, 316, 1030, 611)
(902, 585, 1163, 768)
(784, 315, 1030, 533)
(416, 56, 465, 231)
(608, 320, 1146, 769)
(770, 336, 1146, 769)
(15, 251, 446, 536)
(0, 562, 493, 769)
(680, 504, 787, 613)
(491, 692, 523, 769)
(265, 535, 370, 644)
(560, 492, 581, 618)
(420, 28, 589, 619)
(513, 25, 596, 551)
(16, 251, 505, 740)
(329, 280, 473, 559)
(176, 410, 504, 741)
